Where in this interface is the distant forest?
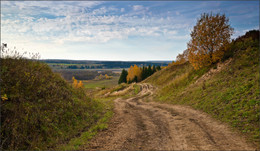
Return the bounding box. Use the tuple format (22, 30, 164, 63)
(40, 59, 171, 69)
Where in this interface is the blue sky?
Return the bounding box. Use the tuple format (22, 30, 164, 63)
(1, 1, 259, 61)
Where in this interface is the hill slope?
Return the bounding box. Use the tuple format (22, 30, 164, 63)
(0, 53, 110, 150)
(144, 31, 259, 142)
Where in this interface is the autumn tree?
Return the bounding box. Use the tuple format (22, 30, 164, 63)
(77, 81, 84, 88)
(72, 76, 83, 88)
(118, 69, 128, 84)
(72, 76, 78, 88)
(127, 65, 142, 83)
(187, 13, 233, 69)
(173, 49, 189, 65)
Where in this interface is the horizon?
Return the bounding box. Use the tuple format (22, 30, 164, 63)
(1, 1, 259, 61)
(40, 58, 173, 62)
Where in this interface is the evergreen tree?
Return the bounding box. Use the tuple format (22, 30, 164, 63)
(152, 65, 156, 74)
(156, 65, 161, 71)
(141, 66, 147, 80)
(118, 69, 128, 84)
(133, 76, 138, 83)
(147, 65, 152, 76)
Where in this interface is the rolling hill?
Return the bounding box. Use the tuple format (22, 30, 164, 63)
(144, 30, 260, 142)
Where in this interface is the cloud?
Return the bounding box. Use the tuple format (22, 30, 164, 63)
(133, 5, 144, 11)
(1, 1, 192, 45)
(2, 1, 258, 60)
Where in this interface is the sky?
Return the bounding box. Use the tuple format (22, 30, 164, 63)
(1, 1, 259, 61)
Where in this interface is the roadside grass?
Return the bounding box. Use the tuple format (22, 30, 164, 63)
(56, 98, 114, 150)
(145, 37, 259, 142)
(83, 76, 120, 90)
(57, 82, 142, 150)
(133, 84, 141, 94)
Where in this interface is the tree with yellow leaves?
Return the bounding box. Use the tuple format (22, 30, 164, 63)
(187, 13, 233, 70)
(77, 81, 84, 88)
(72, 76, 78, 88)
(72, 76, 84, 88)
(127, 64, 142, 83)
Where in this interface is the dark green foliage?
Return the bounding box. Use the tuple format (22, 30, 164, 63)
(147, 65, 152, 76)
(133, 76, 138, 83)
(141, 66, 147, 80)
(156, 65, 161, 71)
(140, 65, 161, 81)
(118, 69, 128, 84)
(0, 53, 104, 150)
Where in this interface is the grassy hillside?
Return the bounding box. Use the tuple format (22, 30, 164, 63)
(145, 31, 259, 142)
(0, 52, 112, 150)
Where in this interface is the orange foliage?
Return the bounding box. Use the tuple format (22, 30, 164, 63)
(77, 81, 84, 88)
(72, 76, 84, 88)
(173, 49, 189, 65)
(187, 13, 233, 70)
(127, 64, 142, 83)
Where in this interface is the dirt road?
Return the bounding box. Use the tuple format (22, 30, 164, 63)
(84, 83, 257, 150)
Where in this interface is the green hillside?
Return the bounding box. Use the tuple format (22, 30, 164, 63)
(145, 30, 260, 142)
(0, 52, 111, 150)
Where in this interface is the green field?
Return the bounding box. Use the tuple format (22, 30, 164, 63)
(83, 75, 120, 89)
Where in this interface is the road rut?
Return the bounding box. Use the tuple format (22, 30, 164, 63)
(84, 83, 257, 150)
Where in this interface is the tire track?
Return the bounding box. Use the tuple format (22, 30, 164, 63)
(84, 83, 257, 150)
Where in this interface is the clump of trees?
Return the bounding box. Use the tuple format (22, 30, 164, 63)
(187, 13, 234, 69)
(72, 76, 84, 88)
(127, 65, 142, 83)
(95, 74, 113, 80)
(118, 64, 161, 84)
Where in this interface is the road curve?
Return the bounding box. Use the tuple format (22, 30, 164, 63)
(84, 83, 257, 150)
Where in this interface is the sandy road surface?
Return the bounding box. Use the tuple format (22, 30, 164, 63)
(84, 83, 257, 150)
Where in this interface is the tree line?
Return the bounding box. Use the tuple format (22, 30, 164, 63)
(118, 65, 161, 84)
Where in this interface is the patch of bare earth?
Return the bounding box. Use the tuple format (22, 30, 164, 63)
(83, 83, 258, 150)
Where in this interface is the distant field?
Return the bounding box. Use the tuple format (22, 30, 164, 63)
(83, 75, 120, 89)
(41, 59, 170, 70)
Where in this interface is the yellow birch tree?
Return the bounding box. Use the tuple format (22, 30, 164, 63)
(187, 13, 233, 69)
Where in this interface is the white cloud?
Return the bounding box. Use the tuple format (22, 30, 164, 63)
(133, 5, 144, 11)
(1, 0, 194, 58)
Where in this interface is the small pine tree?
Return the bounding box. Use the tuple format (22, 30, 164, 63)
(156, 66, 161, 71)
(147, 65, 152, 76)
(118, 69, 128, 84)
(133, 76, 138, 83)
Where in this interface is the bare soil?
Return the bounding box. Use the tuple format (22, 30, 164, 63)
(84, 83, 257, 150)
